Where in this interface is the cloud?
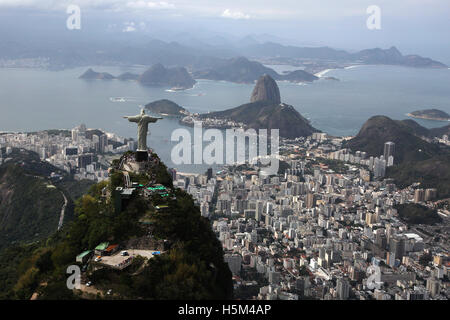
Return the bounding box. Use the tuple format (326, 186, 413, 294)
(0, 0, 38, 7)
(121, 20, 147, 32)
(0, 0, 448, 22)
(221, 9, 250, 20)
(0, 0, 176, 12)
(126, 1, 175, 10)
(122, 21, 136, 32)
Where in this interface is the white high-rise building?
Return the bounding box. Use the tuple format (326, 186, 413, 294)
(200, 202, 209, 217)
(255, 200, 264, 222)
(71, 128, 78, 143)
(266, 202, 273, 215)
(384, 141, 395, 164)
(373, 157, 386, 178)
(387, 155, 394, 167)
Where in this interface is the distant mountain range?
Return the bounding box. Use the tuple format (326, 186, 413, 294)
(79, 64, 196, 89)
(74, 40, 448, 89)
(354, 46, 447, 68)
(75, 42, 447, 87)
(81, 57, 318, 86)
(197, 74, 319, 138)
(235, 43, 447, 68)
(14, 31, 445, 71)
(192, 57, 318, 83)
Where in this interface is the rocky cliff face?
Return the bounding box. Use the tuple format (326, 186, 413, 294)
(250, 74, 281, 104)
(261, 103, 318, 138)
(199, 74, 319, 138)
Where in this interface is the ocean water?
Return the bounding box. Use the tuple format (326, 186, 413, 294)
(0, 65, 449, 172)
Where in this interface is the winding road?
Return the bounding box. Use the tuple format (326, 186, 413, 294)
(58, 191, 68, 230)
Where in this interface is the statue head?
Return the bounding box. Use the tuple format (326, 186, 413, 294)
(140, 108, 145, 116)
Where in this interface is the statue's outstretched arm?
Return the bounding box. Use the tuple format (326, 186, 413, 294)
(143, 116, 163, 123)
(124, 116, 140, 123)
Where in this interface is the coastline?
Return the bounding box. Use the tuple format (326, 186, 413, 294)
(406, 113, 450, 122)
(314, 69, 334, 78)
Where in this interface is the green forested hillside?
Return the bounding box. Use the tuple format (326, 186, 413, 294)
(0, 148, 95, 298)
(0, 152, 233, 300)
(0, 164, 63, 249)
(145, 99, 186, 116)
(0, 149, 94, 250)
(345, 116, 450, 198)
(387, 154, 450, 199)
(395, 203, 442, 225)
(344, 115, 443, 164)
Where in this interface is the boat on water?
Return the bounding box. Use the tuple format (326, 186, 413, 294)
(166, 86, 186, 92)
(110, 97, 126, 102)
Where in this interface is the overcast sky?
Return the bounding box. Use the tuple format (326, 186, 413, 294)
(1, 0, 449, 19)
(1, 0, 449, 62)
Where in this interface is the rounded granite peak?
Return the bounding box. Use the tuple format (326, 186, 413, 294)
(250, 74, 281, 104)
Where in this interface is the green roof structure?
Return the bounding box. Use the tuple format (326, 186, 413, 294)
(95, 242, 109, 251)
(76, 250, 92, 259)
(147, 185, 167, 191)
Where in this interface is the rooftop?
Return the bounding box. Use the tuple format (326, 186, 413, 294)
(95, 242, 109, 251)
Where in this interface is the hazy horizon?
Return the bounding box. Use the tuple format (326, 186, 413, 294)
(1, 0, 450, 64)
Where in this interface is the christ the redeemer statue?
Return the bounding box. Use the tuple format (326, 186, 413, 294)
(124, 109, 162, 151)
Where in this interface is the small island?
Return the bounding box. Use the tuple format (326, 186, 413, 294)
(79, 68, 115, 80)
(79, 64, 196, 90)
(323, 76, 340, 81)
(145, 99, 189, 117)
(407, 109, 450, 121)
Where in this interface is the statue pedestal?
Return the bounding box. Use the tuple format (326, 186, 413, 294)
(135, 150, 149, 162)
